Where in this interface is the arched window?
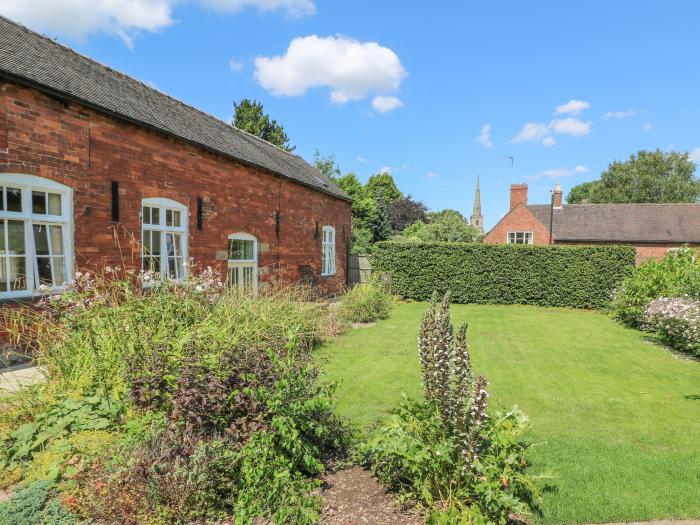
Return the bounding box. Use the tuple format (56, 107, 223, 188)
(0, 174, 73, 299)
(227, 232, 257, 293)
(141, 198, 188, 280)
(321, 225, 336, 276)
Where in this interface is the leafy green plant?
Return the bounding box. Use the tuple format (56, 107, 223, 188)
(611, 247, 700, 327)
(0, 480, 76, 525)
(371, 242, 635, 309)
(341, 278, 392, 323)
(360, 294, 540, 523)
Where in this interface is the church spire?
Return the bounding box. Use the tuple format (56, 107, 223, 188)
(470, 176, 484, 234)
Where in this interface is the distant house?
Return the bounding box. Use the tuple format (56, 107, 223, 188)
(483, 183, 700, 263)
(0, 16, 351, 301)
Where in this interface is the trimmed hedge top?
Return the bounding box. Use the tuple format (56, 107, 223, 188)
(371, 242, 636, 309)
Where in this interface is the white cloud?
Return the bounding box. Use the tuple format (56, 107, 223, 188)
(549, 118, 592, 137)
(201, 0, 315, 17)
(542, 136, 557, 147)
(476, 124, 492, 148)
(527, 164, 589, 182)
(371, 95, 403, 113)
(0, 0, 175, 47)
(574, 164, 590, 173)
(689, 148, 700, 162)
(555, 99, 590, 116)
(356, 156, 367, 163)
(229, 58, 244, 73)
(378, 166, 392, 174)
(254, 35, 406, 108)
(642, 122, 653, 132)
(604, 109, 635, 119)
(426, 171, 438, 178)
(0, 0, 315, 46)
(512, 122, 550, 144)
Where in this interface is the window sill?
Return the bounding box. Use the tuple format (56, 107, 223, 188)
(321, 273, 337, 278)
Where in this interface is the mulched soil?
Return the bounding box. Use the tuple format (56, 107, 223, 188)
(319, 467, 423, 525)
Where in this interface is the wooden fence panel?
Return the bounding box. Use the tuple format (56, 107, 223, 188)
(348, 254, 372, 285)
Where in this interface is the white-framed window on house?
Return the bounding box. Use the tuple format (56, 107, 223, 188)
(0, 174, 73, 299)
(227, 232, 257, 294)
(141, 198, 187, 280)
(507, 231, 533, 245)
(321, 225, 336, 276)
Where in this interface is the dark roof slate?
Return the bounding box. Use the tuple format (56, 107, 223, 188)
(0, 16, 349, 201)
(527, 203, 700, 243)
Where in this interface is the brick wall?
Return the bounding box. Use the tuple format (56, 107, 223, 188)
(559, 241, 700, 265)
(0, 81, 352, 295)
(483, 204, 551, 245)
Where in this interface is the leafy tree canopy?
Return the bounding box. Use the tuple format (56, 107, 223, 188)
(567, 150, 700, 204)
(401, 209, 482, 243)
(232, 99, 294, 152)
(371, 196, 392, 243)
(566, 180, 599, 204)
(313, 149, 342, 180)
(386, 195, 428, 232)
(366, 172, 403, 203)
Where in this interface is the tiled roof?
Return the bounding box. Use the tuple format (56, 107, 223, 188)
(0, 16, 350, 201)
(527, 203, 700, 243)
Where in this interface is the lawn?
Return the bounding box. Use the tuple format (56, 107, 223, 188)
(315, 302, 700, 525)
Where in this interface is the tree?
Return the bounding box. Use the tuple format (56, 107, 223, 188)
(401, 209, 482, 243)
(387, 195, 428, 231)
(313, 149, 342, 180)
(566, 180, 600, 204)
(371, 196, 392, 243)
(366, 172, 403, 203)
(232, 99, 294, 151)
(335, 173, 377, 231)
(567, 150, 700, 204)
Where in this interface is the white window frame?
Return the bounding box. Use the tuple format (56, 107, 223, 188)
(141, 197, 188, 282)
(321, 225, 336, 276)
(227, 232, 258, 294)
(0, 174, 73, 299)
(507, 231, 533, 245)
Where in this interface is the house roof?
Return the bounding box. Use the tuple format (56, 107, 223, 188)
(527, 203, 700, 243)
(0, 16, 350, 202)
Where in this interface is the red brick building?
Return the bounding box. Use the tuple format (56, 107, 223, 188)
(0, 17, 352, 301)
(484, 183, 700, 263)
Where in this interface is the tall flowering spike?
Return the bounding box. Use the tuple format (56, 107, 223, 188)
(452, 323, 471, 433)
(434, 292, 453, 430)
(418, 294, 438, 402)
(461, 374, 489, 475)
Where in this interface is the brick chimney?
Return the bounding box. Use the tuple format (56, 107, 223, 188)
(553, 182, 563, 209)
(510, 184, 528, 210)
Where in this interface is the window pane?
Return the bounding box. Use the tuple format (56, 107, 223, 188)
(0, 220, 4, 255)
(166, 209, 173, 227)
(151, 207, 160, 225)
(151, 231, 161, 255)
(166, 233, 176, 257)
(36, 257, 53, 285)
(0, 187, 4, 211)
(168, 257, 176, 278)
(173, 210, 181, 227)
(7, 188, 22, 212)
(32, 191, 47, 214)
(143, 230, 151, 254)
(143, 206, 151, 225)
(49, 225, 64, 255)
(33, 224, 50, 256)
(9, 257, 27, 291)
(52, 257, 66, 285)
(8, 221, 25, 254)
(48, 193, 62, 215)
(228, 239, 254, 260)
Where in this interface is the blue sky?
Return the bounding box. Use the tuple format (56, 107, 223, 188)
(3, 0, 700, 227)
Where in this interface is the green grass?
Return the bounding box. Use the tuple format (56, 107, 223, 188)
(315, 302, 700, 525)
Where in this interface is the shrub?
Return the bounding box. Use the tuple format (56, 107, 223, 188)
(341, 279, 391, 323)
(611, 248, 700, 327)
(360, 294, 540, 523)
(372, 242, 635, 309)
(644, 297, 700, 357)
(0, 480, 76, 525)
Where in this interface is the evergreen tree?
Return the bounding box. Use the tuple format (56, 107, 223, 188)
(232, 99, 294, 151)
(371, 196, 392, 243)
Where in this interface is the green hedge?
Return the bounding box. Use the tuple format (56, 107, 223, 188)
(371, 242, 636, 309)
